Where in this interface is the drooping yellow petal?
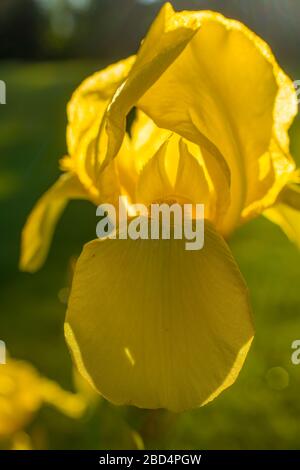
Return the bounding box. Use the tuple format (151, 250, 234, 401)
(138, 11, 297, 234)
(20, 63, 138, 273)
(20, 172, 88, 273)
(264, 184, 300, 248)
(65, 223, 253, 412)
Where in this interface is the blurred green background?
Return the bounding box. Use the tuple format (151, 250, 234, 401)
(1, 0, 300, 450)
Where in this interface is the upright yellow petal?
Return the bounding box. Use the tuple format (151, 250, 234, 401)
(101, 3, 202, 169)
(136, 135, 210, 210)
(131, 110, 171, 174)
(67, 56, 135, 191)
(65, 223, 253, 412)
(20, 172, 88, 273)
(131, 112, 230, 225)
(138, 11, 297, 234)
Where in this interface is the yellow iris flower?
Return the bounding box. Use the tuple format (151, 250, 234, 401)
(0, 356, 87, 447)
(20, 3, 300, 412)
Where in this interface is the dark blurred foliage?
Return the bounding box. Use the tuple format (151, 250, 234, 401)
(0, 0, 300, 72)
(0, 0, 45, 60)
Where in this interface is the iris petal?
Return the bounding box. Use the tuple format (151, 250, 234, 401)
(95, 5, 296, 233)
(101, 3, 203, 168)
(139, 11, 297, 233)
(20, 173, 88, 272)
(136, 135, 210, 209)
(131, 113, 230, 224)
(67, 56, 135, 191)
(65, 223, 253, 412)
